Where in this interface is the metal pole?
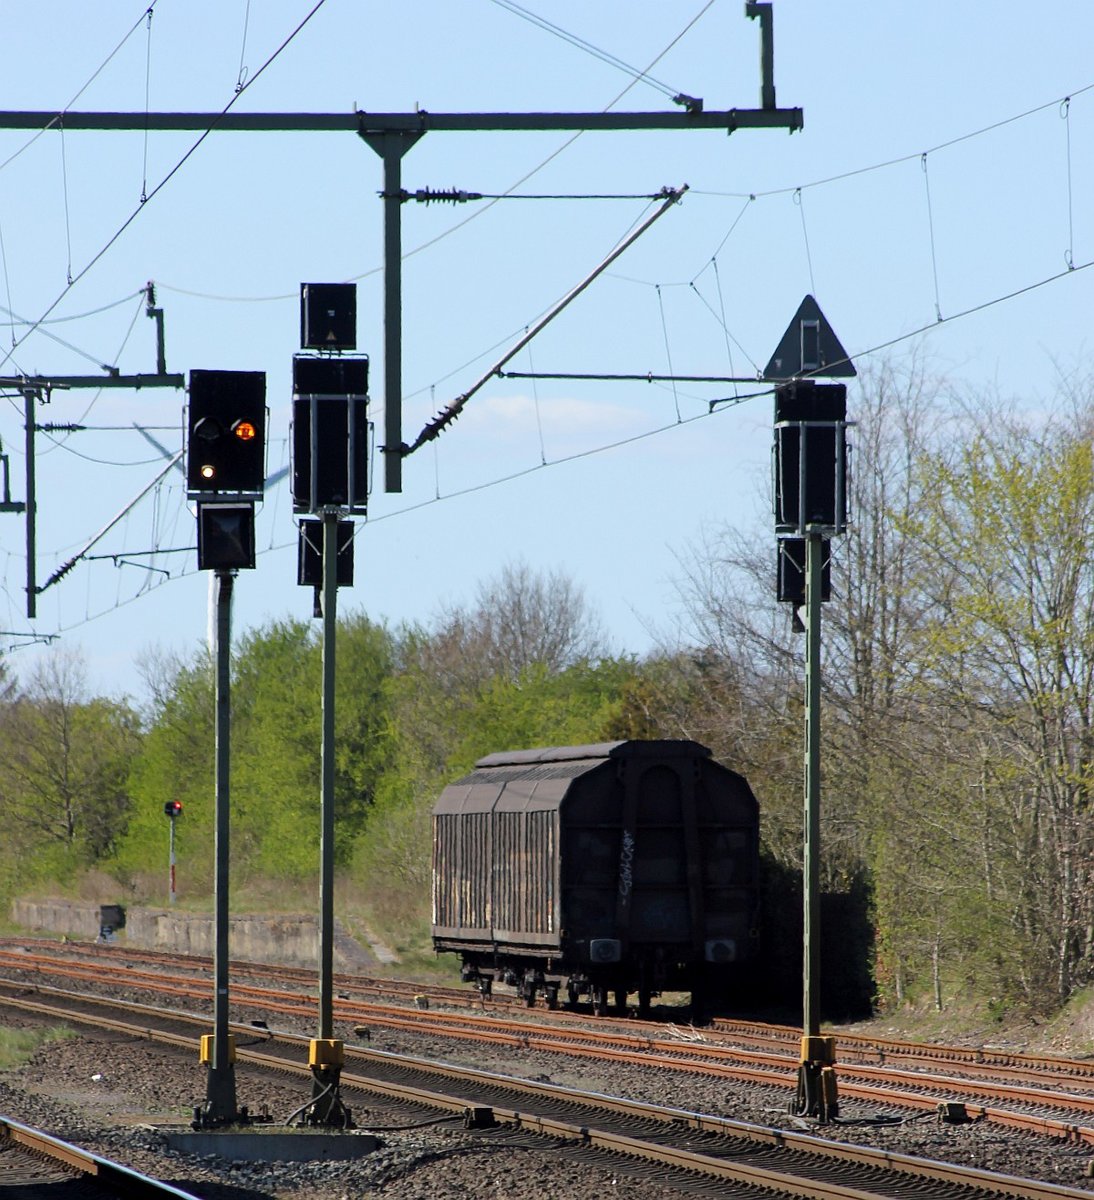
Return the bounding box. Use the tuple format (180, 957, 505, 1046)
(318, 511, 338, 1041)
(803, 530, 822, 1037)
(381, 139, 403, 495)
(303, 509, 351, 1127)
(359, 130, 423, 494)
(23, 389, 36, 619)
(205, 568, 237, 1123)
(169, 816, 177, 904)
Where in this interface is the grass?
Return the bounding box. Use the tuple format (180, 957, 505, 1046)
(0, 1025, 73, 1070)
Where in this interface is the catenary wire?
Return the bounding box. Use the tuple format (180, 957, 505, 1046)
(236, 0, 254, 93)
(11, 19, 1094, 637)
(157, 3, 718, 303)
(12, 247, 1094, 645)
(921, 153, 943, 321)
(141, 7, 154, 203)
(0, 0, 329, 376)
(3, 289, 146, 325)
(0, 0, 164, 177)
(1061, 97, 1075, 270)
(487, 0, 692, 103)
(47, 184, 1091, 629)
(0, 301, 119, 371)
(693, 79, 1094, 201)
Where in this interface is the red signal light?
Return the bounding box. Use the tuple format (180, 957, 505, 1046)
(164, 800, 183, 818)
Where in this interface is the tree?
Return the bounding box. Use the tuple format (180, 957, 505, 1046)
(355, 563, 615, 926)
(0, 649, 141, 877)
(906, 396, 1094, 1004)
(666, 354, 981, 1005)
(231, 613, 396, 882)
(115, 649, 215, 893)
(121, 615, 397, 895)
(439, 559, 606, 685)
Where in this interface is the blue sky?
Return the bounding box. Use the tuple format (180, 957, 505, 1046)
(2, 1, 1093, 700)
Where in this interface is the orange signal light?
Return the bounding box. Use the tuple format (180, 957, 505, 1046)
(233, 420, 257, 442)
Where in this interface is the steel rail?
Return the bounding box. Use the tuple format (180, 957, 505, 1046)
(8, 942, 1089, 1089)
(2, 988, 1091, 1200)
(0, 1116, 203, 1199)
(4, 958, 1094, 1141)
(710, 1016, 1094, 1082)
(9, 951, 1094, 1121)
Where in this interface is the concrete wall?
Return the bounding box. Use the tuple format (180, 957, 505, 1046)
(11, 899, 102, 940)
(10, 899, 380, 971)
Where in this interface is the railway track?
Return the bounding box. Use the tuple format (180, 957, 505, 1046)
(0, 1115, 201, 1199)
(7, 938, 1092, 1088)
(3, 946, 1094, 1146)
(0, 984, 1092, 1200)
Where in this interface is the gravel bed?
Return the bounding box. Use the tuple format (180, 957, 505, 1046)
(0, 1014, 696, 1200)
(1, 955, 1093, 1196)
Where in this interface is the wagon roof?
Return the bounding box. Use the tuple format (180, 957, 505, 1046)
(474, 739, 713, 768)
(433, 740, 718, 816)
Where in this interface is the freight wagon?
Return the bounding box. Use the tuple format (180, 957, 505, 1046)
(431, 739, 760, 1015)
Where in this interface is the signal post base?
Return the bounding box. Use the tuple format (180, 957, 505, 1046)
(302, 1039, 354, 1128)
(793, 1035, 839, 1122)
(195, 1032, 240, 1128)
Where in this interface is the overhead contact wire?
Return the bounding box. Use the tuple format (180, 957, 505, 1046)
(921, 153, 943, 321)
(236, 0, 253, 92)
(488, 0, 684, 101)
(793, 187, 816, 297)
(0, 0, 329, 375)
(157, 3, 716, 304)
(59, 121, 73, 283)
(141, 7, 154, 202)
(0, 0, 163, 177)
(656, 285, 681, 422)
(403, 185, 687, 455)
(1061, 97, 1075, 269)
(0, 219, 13, 348)
(711, 258, 739, 400)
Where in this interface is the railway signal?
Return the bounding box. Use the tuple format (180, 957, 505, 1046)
(197, 501, 256, 571)
(164, 800, 182, 906)
(183, 366, 267, 1127)
(769, 300, 854, 1124)
(186, 369, 267, 498)
(291, 282, 366, 1129)
(291, 354, 369, 515)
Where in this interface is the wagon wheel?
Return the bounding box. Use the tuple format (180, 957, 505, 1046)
(592, 985, 609, 1017)
(614, 988, 628, 1015)
(566, 980, 581, 1009)
(545, 983, 560, 1010)
(637, 985, 653, 1017)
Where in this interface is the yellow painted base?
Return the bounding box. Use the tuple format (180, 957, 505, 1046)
(308, 1038, 345, 1068)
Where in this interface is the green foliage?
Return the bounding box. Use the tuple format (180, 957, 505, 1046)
(0, 651, 142, 895)
(114, 654, 215, 896)
(118, 613, 396, 898)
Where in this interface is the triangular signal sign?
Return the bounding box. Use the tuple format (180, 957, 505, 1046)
(763, 295, 856, 380)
